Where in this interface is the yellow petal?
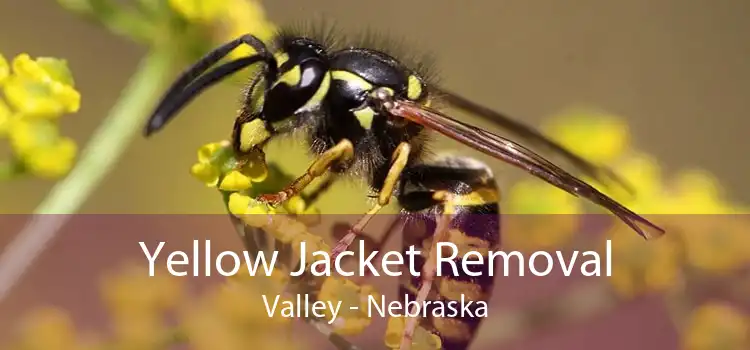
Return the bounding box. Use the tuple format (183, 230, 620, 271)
(384, 316, 442, 350)
(0, 54, 8, 85)
(190, 162, 220, 187)
(384, 317, 407, 348)
(3, 75, 81, 117)
(19, 308, 77, 350)
(8, 118, 61, 156)
(222, 0, 277, 60)
(228, 193, 252, 216)
(168, 0, 227, 23)
(669, 169, 729, 214)
(4, 54, 79, 116)
(197, 141, 226, 163)
(506, 179, 582, 214)
(0, 98, 12, 135)
(24, 137, 77, 178)
(219, 170, 252, 191)
(12, 53, 51, 81)
(282, 195, 306, 214)
(543, 109, 631, 163)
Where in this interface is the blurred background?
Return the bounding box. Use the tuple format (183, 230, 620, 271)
(1, 0, 749, 213)
(0, 0, 748, 349)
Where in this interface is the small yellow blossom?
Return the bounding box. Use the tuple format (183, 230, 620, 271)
(604, 153, 663, 208)
(99, 265, 185, 349)
(111, 313, 165, 350)
(190, 141, 230, 187)
(666, 169, 732, 214)
(683, 302, 748, 350)
(506, 179, 583, 215)
(504, 179, 582, 250)
(181, 274, 302, 350)
(101, 264, 184, 319)
(384, 316, 442, 350)
(284, 195, 307, 214)
(318, 277, 376, 335)
(0, 98, 11, 135)
(219, 169, 253, 191)
(191, 162, 220, 186)
(7, 118, 78, 178)
(228, 192, 253, 215)
(23, 136, 77, 178)
(680, 215, 749, 273)
(605, 225, 682, 298)
(4, 54, 80, 117)
(16, 307, 78, 350)
(197, 141, 226, 163)
(168, 0, 227, 24)
(609, 162, 748, 272)
(543, 108, 631, 164)
(190, 141, 267, 190)
(220, 0, 277, 60)
(603, 153, 734, 215)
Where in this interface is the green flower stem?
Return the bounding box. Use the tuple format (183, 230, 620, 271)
(0, 49, 174, 302)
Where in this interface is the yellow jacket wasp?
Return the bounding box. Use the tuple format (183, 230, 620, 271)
(144, 24, 665, 350)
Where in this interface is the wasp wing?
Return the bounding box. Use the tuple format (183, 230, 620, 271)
(433, 87, 634, 194)
(386, 99, 665, 239)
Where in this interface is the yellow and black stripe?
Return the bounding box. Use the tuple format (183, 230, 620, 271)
(397, 156, 501, 350)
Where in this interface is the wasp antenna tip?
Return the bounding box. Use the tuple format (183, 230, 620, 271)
(143, 123, 158, 137)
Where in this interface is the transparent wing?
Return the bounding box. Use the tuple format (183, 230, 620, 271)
(385, 99, 665, 239)
(434, 87, 634, 194)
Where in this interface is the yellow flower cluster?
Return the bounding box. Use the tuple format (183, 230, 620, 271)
(190, 134, 323, 249)
(100, 265, 184, 349)
(0, 53, 80, 179)
(605, 224, 682, 298)
(541, 108, 744, 215)
(190, 140, 268, 191)
(503, 108, 750, 298)
(5, 263, 305, 350)
(184, 268, 301, 350)
(8, 307, 109, 350)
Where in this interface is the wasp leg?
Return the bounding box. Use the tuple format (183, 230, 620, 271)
(327, 142, 411, 264)
(397, 156, 501, 350)
(342, 217, 404, 285)
(400, 191, 456, 350)
(258, 139, 354, 205)
(301, 173, 340, 207)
